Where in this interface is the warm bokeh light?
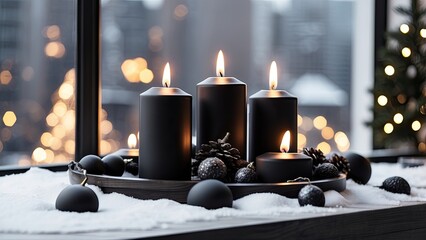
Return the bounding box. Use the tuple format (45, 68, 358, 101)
(412, 120, 421, 131)
(280, 130, 291, 153)
(317, 142, 331, 155)
(46, 113, 59, 127)
(41, 132, 53, 147)
(334, 131, 350, 152)
(321, 126, 335, 140)
(53, 101, 67, 117)
(100, 140, 112, 156)
(162, 62, 171, 87)
(32, 147, 47, 162)
(52, 125, 66, 139)
(393, 113, 403, 124)
(401, 47, 411, 58)
(397, 94, 406, 104)
(297, 115, 303, 127)
(44, 149, 55, 163)
(44, 25, 61, 40)
(65, 140, 75, 154)
(419, 142, 426, 152)
(100, 120, 113, 135)
(313, 116, 327, 130)
(269, 61, 277, 90)
(50, 137, 62, 150)
(216, 50, 225, 77)
(128, 133, 137, 148)
(297, 133, 306, 149)
(65, 68, 75, 83)
(3, 111, 17, 127)
(384, 65, 395, 76)
(0, 70, 12, 85)
(121, 59, 139, 83)
(139, 69, 154, 83)
(174, 4, 188, 20)
(400, 23, 409, 34)
(384, 123, 394, 134)
(58, 83, 74, 100)
(420, 29, 426, 38)
(45, 41, 65, 58)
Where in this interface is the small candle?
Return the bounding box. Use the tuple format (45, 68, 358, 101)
(248, 61, 298, 162)
(139, 63, 192, 180)
(112, 133, 139, 163)
(256, 131, 312, 183)
(196, 50, 247, 159)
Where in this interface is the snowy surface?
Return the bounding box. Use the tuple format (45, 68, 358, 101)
(1, 163, 426, 233)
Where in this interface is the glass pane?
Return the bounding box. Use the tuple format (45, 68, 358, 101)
(100, 0, 354, 156)
(0, 0, 76, 166)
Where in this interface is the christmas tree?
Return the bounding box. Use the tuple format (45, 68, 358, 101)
(372, 0, 426, 152)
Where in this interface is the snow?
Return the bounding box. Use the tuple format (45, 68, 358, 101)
(1, 163, 426, 233)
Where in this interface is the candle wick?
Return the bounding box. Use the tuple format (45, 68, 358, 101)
(165, 82, 169, 88)
(220, 72, 223, 77)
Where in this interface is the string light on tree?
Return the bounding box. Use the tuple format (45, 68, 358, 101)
(401, 47, 411, 57)
(377, 95, 388, 106)
(412, 120, 421, 131)
(384, 123, 394, 134)
(393, 113, 404, 124)
(420, 29, 426, 38)
(400, 23, 410, 33)
(384, 65, 395, 76)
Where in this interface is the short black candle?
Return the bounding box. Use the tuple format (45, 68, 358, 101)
(196, 51, 247, 159)
(248, 62, 297, 162)
(139, 63, 192, 180)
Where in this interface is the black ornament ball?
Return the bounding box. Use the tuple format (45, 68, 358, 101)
(55, 185, 99, 212)
(234, 167, 257, 183)
(313, 163, 339, 180)
(187, 179, 233, 209)
(344, 152, 371, 185)
(197, 157, 227, 180)
(79, 155, 105, 175)
(381, 176, 411, 195)
(102, 154, 125, 176)
(298, 185, 325, 207)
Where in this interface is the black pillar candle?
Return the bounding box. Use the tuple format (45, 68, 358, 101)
(139, 63, 192, 180)
(196, 51, 247, 159)
(248, 61, 297, 162)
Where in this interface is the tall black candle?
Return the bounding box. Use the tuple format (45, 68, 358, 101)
(139, 63, 192, 180)
(196, 51, 247, 159)
(248, 61, 297, 162)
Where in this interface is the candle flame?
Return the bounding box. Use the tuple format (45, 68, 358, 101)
(128, 133, 137, 148)
(162, 62, 171, 87)
(216, 50, 225, 77)
(269, 61, 277, 90)
(280, 130, 291, 153)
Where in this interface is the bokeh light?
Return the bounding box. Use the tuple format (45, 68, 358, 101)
(313, 116, 327, 130)
(0, 70, 12, 85)
(384, 123, 394, 134)
(401, 47, 411, 58)
(317, 142, 331, 155)
(321, 126, 334, 140)
(393, 113, 403, 124)
(45, 41, 65, 58)
(400, 23, 409, 34)
(377, 95, 388, 106)
(412, 120, 421, 131)
(3, 111, 17, 127)
(384, 65, 395, 76)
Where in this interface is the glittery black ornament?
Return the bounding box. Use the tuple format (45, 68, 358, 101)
(234, 162, 257, 183)
(344, 152, 371, 185)
(79, 155, 105, 175)
(197, 157, 227, 180)
(298, 185, 325, 207)
(187, 179, 233, 209)
(102, 154, 125, 177)
(381, 176, 411, 195)
(313, 163, 339, 180)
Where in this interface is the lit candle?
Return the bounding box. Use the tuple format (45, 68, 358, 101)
(248, 61, 298, 162)
(196, 50, 247, 159)
(139, 63, 192, 180)
(256, 131, 312, 183)
(112, 133, 139, 162)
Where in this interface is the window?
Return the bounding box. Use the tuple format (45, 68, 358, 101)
(0, 0, 76, 166)
(100, 0, 362, 156)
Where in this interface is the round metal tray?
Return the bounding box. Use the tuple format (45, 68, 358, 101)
(68, 165, 346, 203)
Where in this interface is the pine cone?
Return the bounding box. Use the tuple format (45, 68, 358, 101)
(303, 147, 327, 170)
(327, 153, 350, 175)
(193, 132, 244, 181)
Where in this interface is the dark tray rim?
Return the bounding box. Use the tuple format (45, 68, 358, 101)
(68, 165, 346, 203)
